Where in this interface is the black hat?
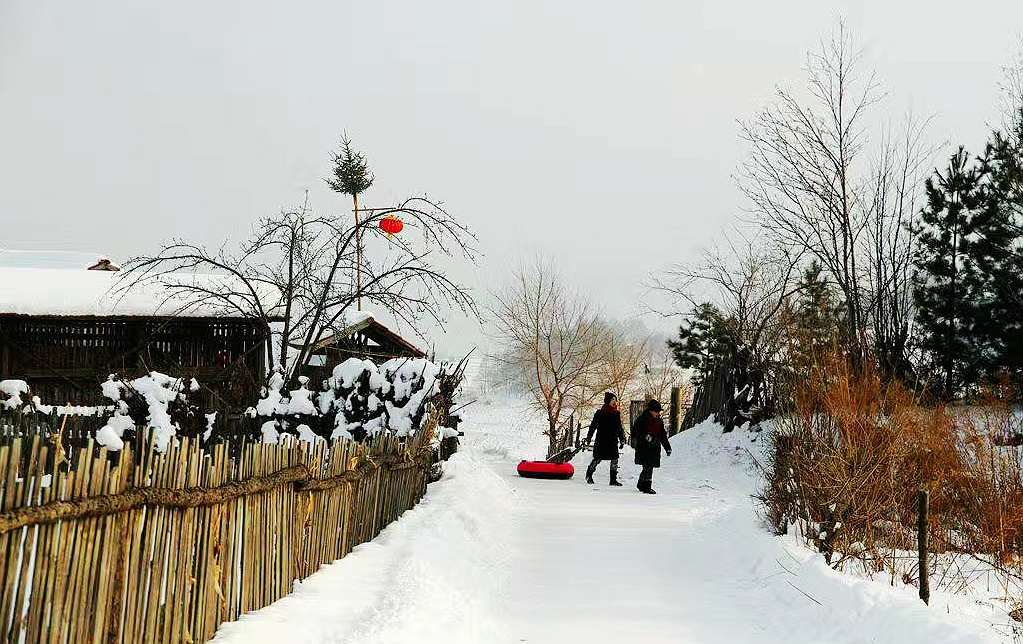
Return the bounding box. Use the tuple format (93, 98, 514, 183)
(647, 399, 662, 412)
(604, 392, 617, 405)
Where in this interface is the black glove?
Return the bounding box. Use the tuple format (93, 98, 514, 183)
(666, 448, 672, 456)
(619, 442, 625, 449)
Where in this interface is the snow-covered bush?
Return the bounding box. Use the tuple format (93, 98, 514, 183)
(2, 372, 202, 453)
(253, 357, 449, 445)
(98, 372, 201, 452)
(0, 379, 30, 410)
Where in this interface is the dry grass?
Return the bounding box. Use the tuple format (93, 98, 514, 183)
(760, 349, 1023, 590)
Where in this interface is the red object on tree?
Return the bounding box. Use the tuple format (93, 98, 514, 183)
(379, 216, 403, 236)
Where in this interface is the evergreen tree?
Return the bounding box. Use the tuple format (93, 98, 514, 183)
(977, 117, 1023, 386)
(667, 303, 733, 386)
(785, 261, 845, 374)
(912, 148, 987, 400)
(326, 135, 375, 310)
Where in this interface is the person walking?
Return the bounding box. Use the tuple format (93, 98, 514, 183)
(584, 392, 626, 486)
(631, 399, 671, 494)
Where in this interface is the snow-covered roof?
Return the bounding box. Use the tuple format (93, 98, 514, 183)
(0, 266, 279, 318)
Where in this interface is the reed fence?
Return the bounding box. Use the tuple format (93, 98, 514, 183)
(0, 417, 437, 644)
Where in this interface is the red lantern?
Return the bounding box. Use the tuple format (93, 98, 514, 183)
(379, 216, 403, 239)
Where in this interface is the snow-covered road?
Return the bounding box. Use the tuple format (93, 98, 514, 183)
(212, 398, 1016, 643)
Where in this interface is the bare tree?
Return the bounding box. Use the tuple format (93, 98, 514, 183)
(642, 340, 687, 404)
(652, 234, 800, 430)
(594, 321, 649, 407)
(654, 235, 800, 358)
(866, 117, 933, 381)
(489, 258, 609, 457)
(116, 194, 478, 391)
(737, 23, 930, 370)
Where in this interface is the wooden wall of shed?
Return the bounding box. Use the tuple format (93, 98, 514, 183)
(0, 316, 268, 408)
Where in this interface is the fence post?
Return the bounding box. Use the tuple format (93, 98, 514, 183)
(918, 489, 929, 605)
(669, 387, 680, 436)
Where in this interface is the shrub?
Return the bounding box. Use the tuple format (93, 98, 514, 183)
(759, 346, 1023, 586)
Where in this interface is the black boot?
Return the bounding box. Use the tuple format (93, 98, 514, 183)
(643, 485, 657, 494)
(609, 465, 622, 486)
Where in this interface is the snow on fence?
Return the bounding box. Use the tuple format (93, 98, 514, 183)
(0, 414, 438, 644)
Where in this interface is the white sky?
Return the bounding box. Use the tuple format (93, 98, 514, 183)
(1, 1, 1021, 357)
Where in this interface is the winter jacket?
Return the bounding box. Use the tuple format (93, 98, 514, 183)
(587, 405, 626, 461)
(631, 411, 671, 467)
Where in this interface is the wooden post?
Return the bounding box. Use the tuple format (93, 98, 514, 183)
(669, 387, 680, 436)
(918, 489, 930, 605)
(630, 400, 645, 433)
(354, 193, 362, 311)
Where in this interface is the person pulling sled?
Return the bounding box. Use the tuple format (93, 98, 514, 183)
(585, 392, 627, 486)
(631, 399, 671, 494)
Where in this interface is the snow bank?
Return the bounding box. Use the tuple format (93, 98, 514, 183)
(212, 451, 518, 644)
(659, 420, 1014, 643)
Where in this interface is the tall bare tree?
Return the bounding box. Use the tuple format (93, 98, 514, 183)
(489, 258, 609, 457)
(738, 23, 931, 371)
(866, 118, 932, 380)
(117, 194, 478, 392)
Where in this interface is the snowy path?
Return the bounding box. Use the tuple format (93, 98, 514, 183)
(212, 400, 1016, 643)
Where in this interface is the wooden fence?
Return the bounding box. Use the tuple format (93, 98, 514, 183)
(0, 419, 437, 643)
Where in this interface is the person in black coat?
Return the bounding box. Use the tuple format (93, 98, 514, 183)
(584, 392, 627, 486)
(631, 399, 672, 494)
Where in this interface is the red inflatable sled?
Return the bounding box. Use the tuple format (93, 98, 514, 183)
(517, 460, 575, 480)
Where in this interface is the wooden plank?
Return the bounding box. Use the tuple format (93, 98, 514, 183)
(0, 442, 16, 641)
(9, 437, 41, 642)
(24, 445, 52, 644)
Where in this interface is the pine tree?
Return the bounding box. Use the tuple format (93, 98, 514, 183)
(977, 117, 1023, 387)
(326, 135, 375, 310)
(785, 261, 845, 374)
(912, 148, 987, 400)
(667, 303, 732, 386)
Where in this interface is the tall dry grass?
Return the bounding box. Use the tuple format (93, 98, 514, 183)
(760, 348, 1023, 590)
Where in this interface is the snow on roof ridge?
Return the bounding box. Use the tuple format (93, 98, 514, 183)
(0, 248, 120, 269)
(0, 265, 279, 318)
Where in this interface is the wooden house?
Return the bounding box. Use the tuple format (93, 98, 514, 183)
(0, 260, 275, 408)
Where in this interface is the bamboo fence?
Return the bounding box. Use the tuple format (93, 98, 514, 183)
(0, 418, 437, 644)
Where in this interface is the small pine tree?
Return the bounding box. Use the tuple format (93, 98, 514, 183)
(785, 261, 845, 376)
(912, 147, 988, 400)
(667, 303, 733, 386)
(326, 135, 375, 310)
(326, 134, 374, 198)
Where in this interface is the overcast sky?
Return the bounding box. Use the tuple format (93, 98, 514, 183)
(2, 1, 1022, 356)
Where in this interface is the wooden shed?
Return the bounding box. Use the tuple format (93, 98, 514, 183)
(296, 312, 426, 381)
(0, 263, 274, 408)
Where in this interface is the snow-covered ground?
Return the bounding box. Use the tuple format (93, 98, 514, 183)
(211, 395, 1019, 643)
